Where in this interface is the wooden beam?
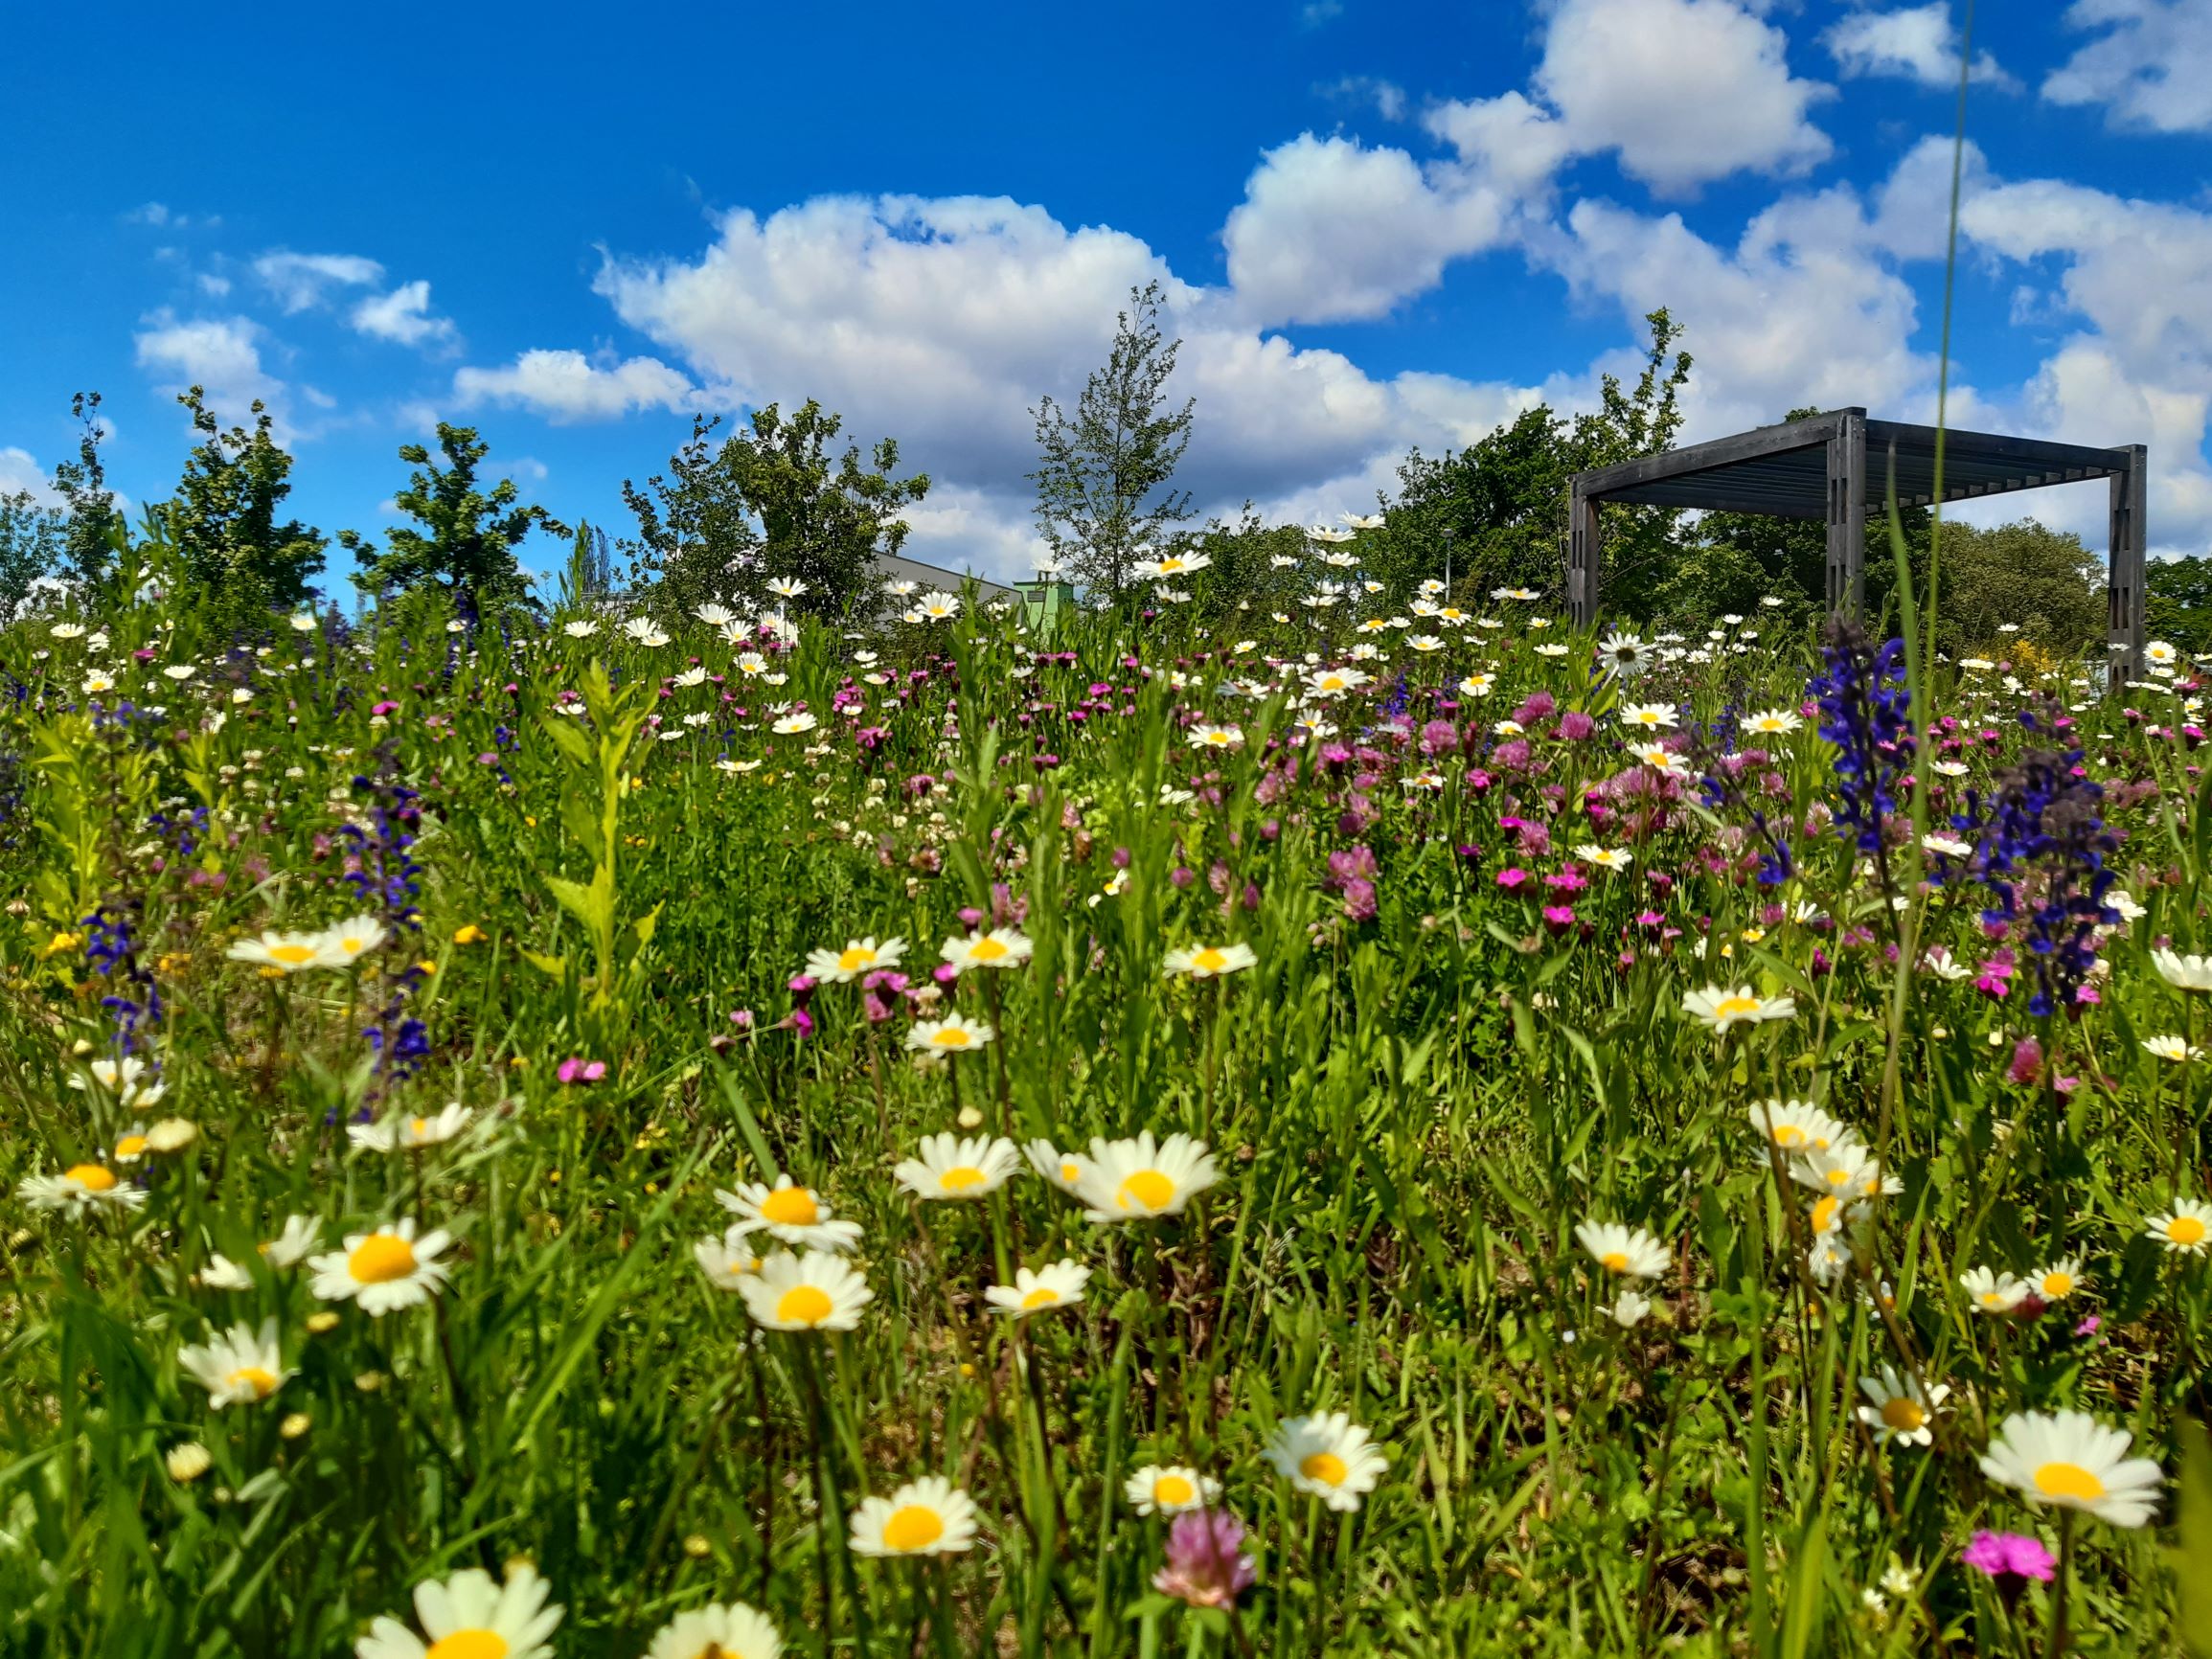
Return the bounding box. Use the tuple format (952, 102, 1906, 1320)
(1576, 411, 1849, 498)
(2109, 443, 2148, 691)
(1568, 487, 1602, 629)
(1828, 412, 1866, 616)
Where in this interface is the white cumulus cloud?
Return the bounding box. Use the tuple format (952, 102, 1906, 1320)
(1824, 4, 2017, 90)
(254, 251, 384, 312)
(351, 281, 458, 349)
(452, 349, 696, 423)
(2043, 0, 2212, 133)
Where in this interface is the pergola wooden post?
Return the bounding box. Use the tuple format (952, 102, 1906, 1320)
(1565, 408, 2148, 681)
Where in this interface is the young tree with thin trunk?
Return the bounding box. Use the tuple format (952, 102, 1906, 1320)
(1029, 280, 1196, 600)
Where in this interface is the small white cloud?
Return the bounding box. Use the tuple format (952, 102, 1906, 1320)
(451, 349, 696, 422)
(254, 251, 385, 312)
(123, 202, 171, 227)
(351, 280, 458, 349)
(1825, 5, 2017, 91)
(0, 446, 61, 507)
(2044, 0, 2212, 133)
(1320, 75, 1408, 122)
(133, 311, 290, 433)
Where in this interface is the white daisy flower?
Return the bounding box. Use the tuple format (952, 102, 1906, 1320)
(178, 1318, 294, 1409)
(306, 1218, 453, 1315)
(1162, 942, 1256, 979)
(1265, 1412, 1387, 1511)
(983, 1259, 1091, 1318)
(803, 936, 906, 984)
(348, 1103, 473, 1154)
(716, 1176, 864, 1252)
(892, 1133, 1022, 1201)
(1979, 1410, 2163, 1527)
(353, 1562, 562, 1659)
(644, 1602, 782, 1659)
(849, 1476, 977, 1556)
(1070, 1131, 1217, 1223)
(1124, 1465, 1221, 1515)
(1856, 1364, 1948, 1447)
(736, 1250, 873, 1332)
(18, 1162, 145, 1217)
(1574, 1220, 1670, 1280)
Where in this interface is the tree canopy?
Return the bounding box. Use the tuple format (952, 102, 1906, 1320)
(1030, 281, 1196, 598)
(624, 404, 929, 624)
(340, 424, 564, 611)
(158, 388, 326, 619)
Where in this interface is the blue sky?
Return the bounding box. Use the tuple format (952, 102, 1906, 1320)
(4, 0, 2210, 590)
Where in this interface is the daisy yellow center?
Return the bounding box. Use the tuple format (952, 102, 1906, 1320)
(1060, 1162, 1082, 1184)
(761, 1188, 821, 1227)
(1299, 1451, 1348, 1487)
(882, 1505, 945, 1552)
(1715, 996, 1762, 1019)
(1158, 558, 1186, 574)
(2032, 1462, 2107, 1501)
(1191, 947, 1229, 972)
(2042, 1272, 2075, 1296)
(776, 1285, 834, 1325)
(1980, 1291, 2007, 1307)
(969, 937, 1008, 962)
(337, 936, 367, 955)
(1812, 1197, 1842, 1233)
(409, 1118, 431, 1137)
(1880, 1398, 1926, 1432)
(270, 943, 317, 965)
(1823, 1168, 1853, 1189)
(2168, 1216, 2206, 1245)
(425, 1633, 509, 1659)
(1021, 1286, 1060, 1309)
(1771, 1125, 1806, 1148)
(65, 1164, 116, 1192)
(115, 1136, 148, 1159)
(1600, 1250, 1630, 1273)
(347, 1235, 418, 1284)
(837, 946, 874, 972)
(939, 1167, 989, 1193)
(931, 1028, 971, 1049)
(228, 1366, 280, 1398)
(1118, 1170, 1175, 1211)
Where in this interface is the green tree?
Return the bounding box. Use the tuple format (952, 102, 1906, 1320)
(1933, 518, 2104, 659)
(158, 388, 326, 617)
(624, 404, 928, 625)
(50, 391, 121, 589)
(0, 490, 61, 620)
(2148, 555, 2212, 656)
(1376, 309, 1691, 613)
(340, 424, 564, 611)
(1030, 280, 1196, 598)
(1180, 507, 1311, 622)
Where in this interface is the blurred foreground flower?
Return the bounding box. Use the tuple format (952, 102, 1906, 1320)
(645, 1602, 782, 1659)
(1979, 1410, 2162, 1527)
(1153, 1509, 1257, 1609)
(354, 1562, 561, 1659)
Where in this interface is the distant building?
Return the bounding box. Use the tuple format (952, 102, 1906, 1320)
(871, 553, 1077, 627)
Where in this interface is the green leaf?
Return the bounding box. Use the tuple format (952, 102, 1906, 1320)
(2178, 1416, 2212, 1658)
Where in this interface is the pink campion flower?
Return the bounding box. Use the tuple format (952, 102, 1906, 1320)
(729, 1009, 756, 1032)
(1961, 1531, 2055, 1608)
(1497, 868, 1529, 892)
(1153, 1510, 1257, 1610)
(1542, 904, 1576, 934)
(557, 1057, 607, 1085)
(2074, 1314, 2102, 1338)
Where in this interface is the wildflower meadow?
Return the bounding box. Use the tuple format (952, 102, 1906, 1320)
(5, 524, 2212, 1658)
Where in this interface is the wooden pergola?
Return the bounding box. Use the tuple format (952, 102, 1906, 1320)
(1565, 407, 2149, 677)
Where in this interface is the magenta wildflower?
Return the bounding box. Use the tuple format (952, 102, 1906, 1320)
(2008, 1037, 2042, 1085)
(557, 1057, 606, 1085)
(1961, 1530, 2055, 1608)
(1153, 1510, 1258, 1610)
